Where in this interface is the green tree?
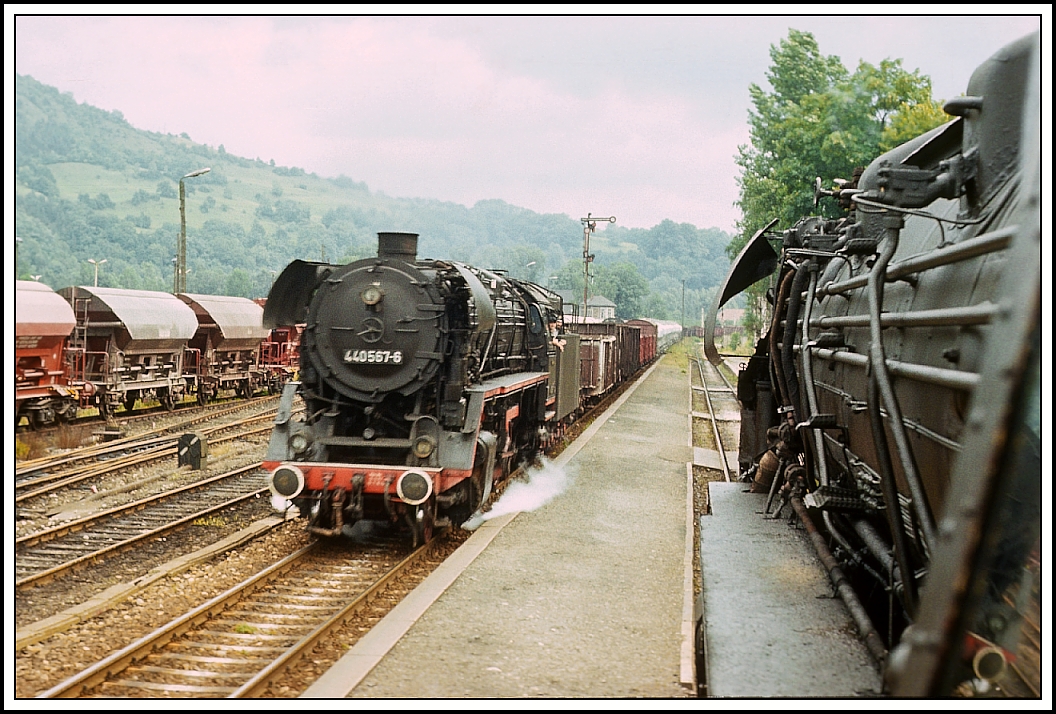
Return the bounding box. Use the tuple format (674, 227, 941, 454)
(594, 262, 650, 320)
(733, 29, 945, 257)
(879, 98, 949, 152)
(730, 29, 946, 339)
(551, 258, 586, 297)
(225, 268, 255, 298)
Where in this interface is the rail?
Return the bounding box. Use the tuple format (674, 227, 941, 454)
(692, 358, 732, 482)
(39, 535, 445, 698)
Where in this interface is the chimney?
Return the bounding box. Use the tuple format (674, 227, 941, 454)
(377, 232, 419, 261)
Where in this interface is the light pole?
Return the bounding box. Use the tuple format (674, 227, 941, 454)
(176, 168, 211, 294)
(88, 258, 107, 287)
(681, 279, 686, 343)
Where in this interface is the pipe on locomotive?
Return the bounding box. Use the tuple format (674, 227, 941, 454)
(865, 213, 936, 550)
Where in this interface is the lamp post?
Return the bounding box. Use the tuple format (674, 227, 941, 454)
(88, 258, 107, 287)
(681, 279, 686, 343)
(176, 168, 211, 294)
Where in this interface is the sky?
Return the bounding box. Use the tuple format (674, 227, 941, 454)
(7, 10, 1047, 234)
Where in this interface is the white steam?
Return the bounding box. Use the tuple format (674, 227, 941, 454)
(462, 457, 573, 531)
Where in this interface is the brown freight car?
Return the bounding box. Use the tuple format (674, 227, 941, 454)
(16, 280, 79, 427)
(179, 293, 272, 402)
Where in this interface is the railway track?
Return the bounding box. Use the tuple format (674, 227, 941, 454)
(39, 535, 443, 698)
(19, 363, 660, 697)
(16, 407, 287, 507)
(16, 463, 269, 590)
(16, 392, 279, 436)
(16, 396, 279, 482)
(691, 355, 740, 483)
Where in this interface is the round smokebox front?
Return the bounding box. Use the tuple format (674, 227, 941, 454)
(307, 260, 442, 401)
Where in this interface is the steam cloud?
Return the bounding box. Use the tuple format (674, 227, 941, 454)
(463, 457, 574, 530)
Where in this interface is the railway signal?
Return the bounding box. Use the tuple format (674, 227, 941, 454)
(580, 213, 615, 316)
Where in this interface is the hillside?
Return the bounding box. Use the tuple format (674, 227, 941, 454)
(15, 74, 731, 323)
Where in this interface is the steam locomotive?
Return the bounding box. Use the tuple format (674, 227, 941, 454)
(705, 33, 1040, 695)
(262, 233, 572, 545)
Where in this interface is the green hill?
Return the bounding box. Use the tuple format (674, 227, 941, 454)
(15, 74, 730, 323)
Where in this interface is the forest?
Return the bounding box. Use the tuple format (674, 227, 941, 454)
(15, 28, 945, 334)
(14, 73, 730, 326)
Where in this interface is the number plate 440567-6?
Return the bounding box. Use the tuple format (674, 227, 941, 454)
(344, 349, 404, 364)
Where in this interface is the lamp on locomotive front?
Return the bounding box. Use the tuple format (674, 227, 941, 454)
(176, 167, 211, 294)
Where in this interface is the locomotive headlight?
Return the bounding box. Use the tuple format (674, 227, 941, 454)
(396, 469, 433, 505)
(269, 465, 305, 500)
(290, 432, 310, 454)
(412, 435, 437, 459)
(361, 284, 383, 306)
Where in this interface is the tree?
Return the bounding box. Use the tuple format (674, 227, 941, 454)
(225, 268, 255, 298)
(879, 98, 949, 152)
(551, 258, 586, 296)
(730, 29, 948, 339)
(733, 30, 946, 258)
(594, 262, 650, 320)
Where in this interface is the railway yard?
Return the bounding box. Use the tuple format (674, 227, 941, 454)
(13, 346, 1043, 700)
(12, 20, 1043, 701)
(14, 348, 711, 699)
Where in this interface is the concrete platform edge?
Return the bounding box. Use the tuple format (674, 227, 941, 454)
(680, 461, 696, 693)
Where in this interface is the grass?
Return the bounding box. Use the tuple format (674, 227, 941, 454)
(192, 515, 227, 527)
(15, 433, 48, 461)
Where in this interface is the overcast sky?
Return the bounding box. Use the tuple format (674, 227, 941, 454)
(9, 10, 1045, 233)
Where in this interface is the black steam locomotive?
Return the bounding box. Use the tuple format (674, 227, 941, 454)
(705, 33, 1040, 695)
(262, 232, 569, 545)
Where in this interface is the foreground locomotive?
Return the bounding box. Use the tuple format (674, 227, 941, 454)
(706, 34, 1040, 695)
(262, 232, 568, 544)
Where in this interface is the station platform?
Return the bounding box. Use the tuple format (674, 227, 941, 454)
(699, 482, 883, 697)
(304, 356, 694, 698)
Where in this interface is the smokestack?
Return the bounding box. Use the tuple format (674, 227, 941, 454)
(378, 232, 419, 261)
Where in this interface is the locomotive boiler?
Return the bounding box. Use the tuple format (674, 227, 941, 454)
(262, 232, 567, 544)
(705, 33, 1040, 695)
